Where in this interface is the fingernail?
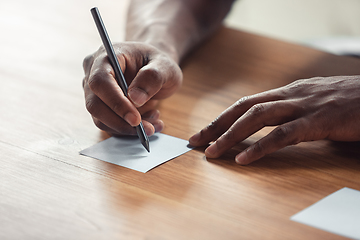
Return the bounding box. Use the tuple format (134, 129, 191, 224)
(128, 88, 147, 107)
(189, 132, 201, 144)
(235, 151, 247, 165)
(205, 143, 218, 158)
(124, 112, 138, 127)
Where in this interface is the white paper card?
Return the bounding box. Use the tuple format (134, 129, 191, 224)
(291, 187, 360, 239)
(80, 133, 192, 173)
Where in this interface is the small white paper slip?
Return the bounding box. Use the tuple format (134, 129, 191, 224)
(290, 187, 360, 239)
(80, 133, 193, 173)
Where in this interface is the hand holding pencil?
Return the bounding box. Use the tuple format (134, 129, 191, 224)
(82, 7, 182, 147)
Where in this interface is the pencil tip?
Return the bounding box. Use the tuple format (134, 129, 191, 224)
(136, 123, 150, 152)
(142, 140, 150, 153)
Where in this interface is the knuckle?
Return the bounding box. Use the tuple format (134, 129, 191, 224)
(234, 96, 250, 108)
(87, 70, 107, 91)
(252, 141, 265, 156)
(83, 54, 94, 70)
(231, 96, 249, 112)
(247, 103, 266, 117)
(286, 78, 320, 96)
(222, 128, 236, 141)
(215, 128, 238, 150)
(205, 116, 221, 132)
(273, 125, 290, 140)
(141, 67, 163, 86)
(273, 125, 301, 145)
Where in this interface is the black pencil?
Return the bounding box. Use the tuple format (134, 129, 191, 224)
(90, 7, 150, 152)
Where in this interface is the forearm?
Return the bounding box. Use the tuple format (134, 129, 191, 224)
(126, 0, 235, 63)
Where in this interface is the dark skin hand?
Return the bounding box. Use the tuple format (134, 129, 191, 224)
(83, 0, 233, 136)
(83, 42, 182, 136)
(82, 0, 234, 138)
(83, 1, 360, 166)
(189, 76, 360, 164)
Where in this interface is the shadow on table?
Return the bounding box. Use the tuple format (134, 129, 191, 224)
(198, 139, 360, 175)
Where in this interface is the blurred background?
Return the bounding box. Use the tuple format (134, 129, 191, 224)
(225, 0, 360, 56)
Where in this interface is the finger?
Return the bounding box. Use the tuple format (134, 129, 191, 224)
(204, 100, 302, 158)
(86, 79, 159, 136)
(235, 119, 306, 165)
(88, 54, 141, 127)
(137, 99, 159, 115)
(93, 117, 156, 137)
(128, 57, 182, 107)
(92, 117, 135, 136)
(85, 81, 157, 136)
(85, 84, 138, 135)
(189, 90, 287, 146)
(142, 109, 164, 133)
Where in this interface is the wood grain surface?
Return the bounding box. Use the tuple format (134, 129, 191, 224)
(1, 1, 360, 239)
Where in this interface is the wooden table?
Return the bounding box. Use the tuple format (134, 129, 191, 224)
(1, 1, 360, 239)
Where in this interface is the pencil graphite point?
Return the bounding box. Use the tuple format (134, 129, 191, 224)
(143, 140, 150, 153)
